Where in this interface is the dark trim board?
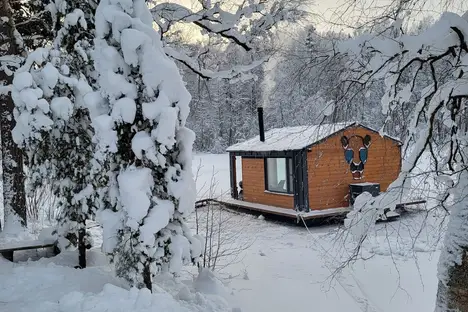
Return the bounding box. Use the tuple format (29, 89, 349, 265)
(229, 153, 238, 199)
(293, 149, 309, 212)
(229, 150, 295, 158)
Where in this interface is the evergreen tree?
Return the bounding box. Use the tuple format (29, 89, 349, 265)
(92, 0, 201, 289)
(11, 0, 98, 267)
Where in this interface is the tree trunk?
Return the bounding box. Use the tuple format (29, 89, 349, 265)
(435, 171, 468, 312)
(0, 0, 27, 229)
(436, 251, 468, 311)
(78, 226, 86, 269)
(143, 261, 152, 291)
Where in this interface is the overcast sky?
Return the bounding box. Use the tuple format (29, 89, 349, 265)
(161, 0, 468, 42)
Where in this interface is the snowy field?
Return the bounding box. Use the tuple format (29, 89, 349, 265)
(191, 153, 443, 312)
(0, 153, 444, 312)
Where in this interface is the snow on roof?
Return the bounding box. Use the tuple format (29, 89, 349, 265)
(227, 122, 356, 152)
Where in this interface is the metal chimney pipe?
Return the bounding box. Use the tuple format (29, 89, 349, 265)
(257, 107, 265, 142)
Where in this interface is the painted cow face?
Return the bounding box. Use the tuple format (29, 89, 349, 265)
(341, 134, 371, 180)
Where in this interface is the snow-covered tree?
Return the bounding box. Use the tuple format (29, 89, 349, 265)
(0, 0, 28, 231)
(0, 0, 56, 232)
(11, 0, 98, 267)
(152, 0, 307, 80)
(92, 0, 201, 289)
(337, 11, 468, 311)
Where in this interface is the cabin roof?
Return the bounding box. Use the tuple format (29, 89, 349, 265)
(226, 122, 400, 153)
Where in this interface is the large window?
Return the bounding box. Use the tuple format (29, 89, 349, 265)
(265, 158, 294, 194)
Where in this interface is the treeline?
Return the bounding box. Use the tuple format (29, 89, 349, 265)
(183, 19, 449, 152)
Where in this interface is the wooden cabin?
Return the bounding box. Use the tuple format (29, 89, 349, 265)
(226, 113, 401, 217)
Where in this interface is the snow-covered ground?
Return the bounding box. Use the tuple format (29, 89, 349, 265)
(201, 214, 440, 312)
(191, 153, 443, 312)
(0, 250, 232, 312)
(0, 153, 444, 312)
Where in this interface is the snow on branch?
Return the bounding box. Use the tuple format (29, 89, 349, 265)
(338, 12, 468, 173)
(151, 1, 304, 51)
(332, 13, 468, 293)
(151, 0, 305, 79)
(165, 46, 266, 81)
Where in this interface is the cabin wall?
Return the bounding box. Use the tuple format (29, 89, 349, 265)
(241, 158, 294, 209)
(307, 126, 401, 210)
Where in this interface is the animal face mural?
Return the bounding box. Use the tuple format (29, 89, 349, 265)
(341, 134, 371, 179)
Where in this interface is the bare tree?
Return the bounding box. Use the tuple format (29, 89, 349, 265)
(193, 161, 253, 273)
(25, 182, 58, 225)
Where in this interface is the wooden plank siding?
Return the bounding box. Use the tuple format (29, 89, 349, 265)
(307, 126, 401, 210)
(241, 158, 294, 209)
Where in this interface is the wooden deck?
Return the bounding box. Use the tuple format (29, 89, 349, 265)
(195, 198, 426, 223)
(217, 198, 351, 220)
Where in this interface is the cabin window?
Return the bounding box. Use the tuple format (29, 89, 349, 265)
(265, 158, 293, 194)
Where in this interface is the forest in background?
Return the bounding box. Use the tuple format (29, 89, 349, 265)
(181, 16, 452, 152)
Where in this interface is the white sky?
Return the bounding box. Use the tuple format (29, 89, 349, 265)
(313, 0, 468, 32)
(165, 0, 468, 36)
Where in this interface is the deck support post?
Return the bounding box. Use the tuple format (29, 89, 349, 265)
(229, 153, 238, 199)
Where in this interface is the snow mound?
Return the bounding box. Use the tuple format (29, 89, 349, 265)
(50, 97, 74, 120)
(38, 226, 57, 242)
(59, 284, 193, 312)
(0, 254, 233, 312)
(194, 268, 229, 298)
(0, 214, 35, 242)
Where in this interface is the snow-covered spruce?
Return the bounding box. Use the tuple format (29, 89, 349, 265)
(92, 0, 201, 289)
(11, 0, 98, 268)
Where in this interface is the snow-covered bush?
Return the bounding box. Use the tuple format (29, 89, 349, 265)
(91, 0, 201, 289)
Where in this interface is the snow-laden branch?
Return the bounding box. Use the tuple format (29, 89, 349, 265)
(335, 14, 468, 306)
(165, 46, 266, 80)
(152, 0, 305, 80)
(151, 1, 304, 51)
